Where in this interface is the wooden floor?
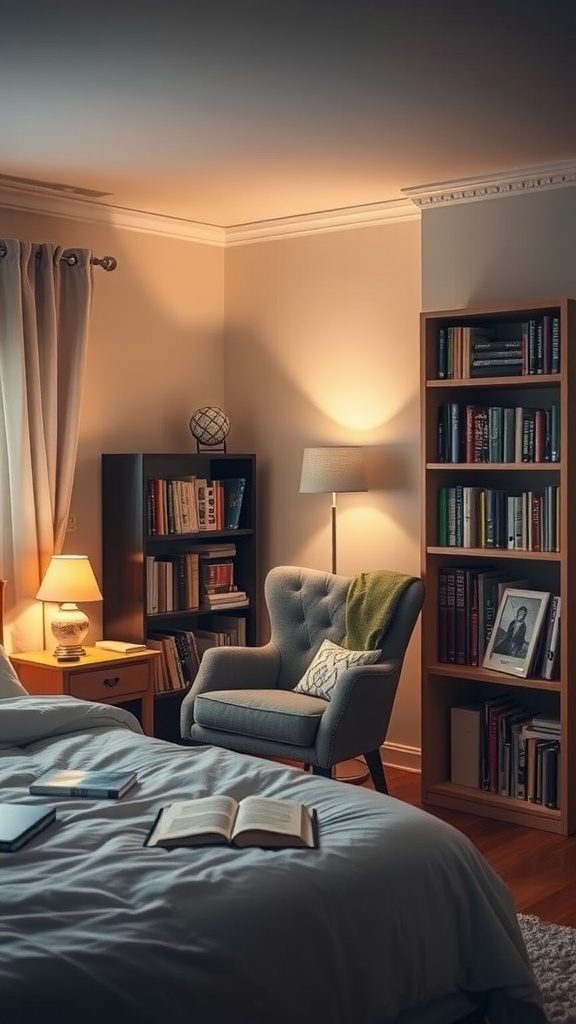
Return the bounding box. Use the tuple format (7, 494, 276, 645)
(380, 765, 576, 929)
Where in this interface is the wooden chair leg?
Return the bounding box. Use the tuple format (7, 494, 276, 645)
(364, 749, 388, 794)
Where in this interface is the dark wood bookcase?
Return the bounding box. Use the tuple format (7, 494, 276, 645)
(101, 452, 257, 742)
(420, 300, 576, 834)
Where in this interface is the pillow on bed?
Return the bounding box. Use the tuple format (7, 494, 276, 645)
(293, 639, 380, 701)
(0, 646, 29, 697)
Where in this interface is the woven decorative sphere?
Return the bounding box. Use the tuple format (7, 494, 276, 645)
(189, 406, 231, 447)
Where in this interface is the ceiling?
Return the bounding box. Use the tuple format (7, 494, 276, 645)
(2, 1, 576, 228)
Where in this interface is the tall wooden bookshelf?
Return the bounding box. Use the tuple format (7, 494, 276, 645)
(101, 452, 257, 742)
(420, 300, 576, 834)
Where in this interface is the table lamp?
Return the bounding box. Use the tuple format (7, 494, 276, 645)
(300, 446, 367, 573)
(36, 555, 102, 660)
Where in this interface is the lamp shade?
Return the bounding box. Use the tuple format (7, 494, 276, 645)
(36, 555, 102, 603)
(299, 446, 367, 494)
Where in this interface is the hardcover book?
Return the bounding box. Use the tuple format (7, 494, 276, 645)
(144, 794, 318, 850)
(30, 769, 137, 799)
(0, 802, 57, 852)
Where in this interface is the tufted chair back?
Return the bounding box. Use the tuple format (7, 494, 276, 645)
(266, 566, 350, 690)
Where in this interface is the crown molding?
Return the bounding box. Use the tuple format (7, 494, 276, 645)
(224, 199, 418, 245)
(403, 159, 576, 208)
(4, 158, 575, 245)
(0, 183, 416, 246)
(0, 184, 226, 246)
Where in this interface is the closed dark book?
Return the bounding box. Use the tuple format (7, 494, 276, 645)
(551, 316, 560, 373)
(521, 410, 535, 462)
(542, 315, 552, 374)
(527, 319, 537, 374)
(467, 569, 479, 666)
(0, 802, 56, 852)
(30, 769, 137, 799)
(438, 568, 448, 662)
(535, 319, 544, 373)
(446, 567, 457, 664)
(454, 568, 467, 664)
(470, 363, 523, 378)
(480, 696, 516, 792)
(438, 487, 449, 546)
(437, 405, 449, 461)
(544, 742, 560, 809)
(474, 407, 488, 462)
(471, 339, 522, 353)
(464, 404, 478, 463)
(437, 326, 447, 379)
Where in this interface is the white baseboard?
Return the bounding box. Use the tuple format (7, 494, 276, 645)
(381, 741, 421, 775)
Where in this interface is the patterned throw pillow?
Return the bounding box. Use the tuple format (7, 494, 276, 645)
(0, 645, 29, 698)
(293, 639, 380, 701)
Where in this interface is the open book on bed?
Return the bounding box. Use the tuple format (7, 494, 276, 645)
(145, 794, 318, 850)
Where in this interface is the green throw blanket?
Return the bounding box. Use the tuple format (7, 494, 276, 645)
(344, 570, 416, 650)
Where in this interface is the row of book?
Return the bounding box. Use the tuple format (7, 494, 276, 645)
(146, 476, 246, 535)
(148, 616, 247, 692)
(437, 402, 560, 464)
(438, 565, 560, 679)
(146, 544, 248, 614)
(451, 700, 560, 809)
(437, 485, 559, 552)
(436, 316, 560, 379)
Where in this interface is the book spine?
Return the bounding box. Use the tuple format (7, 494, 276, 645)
(446, 568, 456, 664)
(454, 568, 466, 665)
(438, 568, 448, 662)
(551, 316, 560, 373)
(437, 326, 447, 379)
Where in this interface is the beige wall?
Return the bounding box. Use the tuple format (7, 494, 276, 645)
(421, 187, 576, 311)
(224, 221, 423, 766)
(2, 207, 423, 767)
(1, 209, 225, 642)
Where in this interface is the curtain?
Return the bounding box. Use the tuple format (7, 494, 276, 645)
(0, 239, 93, 651)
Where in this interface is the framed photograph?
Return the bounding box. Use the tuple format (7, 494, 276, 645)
(482, 588, 550, 678)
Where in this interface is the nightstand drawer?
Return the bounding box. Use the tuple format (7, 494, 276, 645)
(69, 663, 149, 701)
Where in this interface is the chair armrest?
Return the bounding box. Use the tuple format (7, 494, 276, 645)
(180, 643, 281, 737)
(314, 660, 401, 766)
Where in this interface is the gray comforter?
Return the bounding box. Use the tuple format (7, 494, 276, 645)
(0, 697, 545, 1024)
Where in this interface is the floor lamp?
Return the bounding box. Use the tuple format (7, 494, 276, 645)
(299, 446, 367, 574)
(300, 445, 369, 783)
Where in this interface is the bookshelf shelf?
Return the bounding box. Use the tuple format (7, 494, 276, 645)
(421, 299, 576, 834)
(427, 783, 562, 831)
(427, 663, 562, 692)
(427, 374, 560, 389)
(101, 452, 257, 742)
(426, 547, 560, 561)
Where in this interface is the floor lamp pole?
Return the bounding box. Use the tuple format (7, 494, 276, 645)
(331, 492, 337, 574)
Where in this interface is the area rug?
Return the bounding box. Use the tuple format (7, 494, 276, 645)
(518, 913, 576, 1023)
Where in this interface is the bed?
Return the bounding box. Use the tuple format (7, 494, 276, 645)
(0, 652, 545, 1023)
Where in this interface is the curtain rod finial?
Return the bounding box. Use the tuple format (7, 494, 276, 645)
(92, 255, 117, 272)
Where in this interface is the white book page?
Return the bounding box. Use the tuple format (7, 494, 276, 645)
(232, 796, 303, 839)
(158, 795, 237, 841)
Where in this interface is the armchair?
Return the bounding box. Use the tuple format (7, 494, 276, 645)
(180, 565, 424, 793)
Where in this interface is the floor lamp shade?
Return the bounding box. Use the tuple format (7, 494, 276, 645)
(299, 446, 367, 495)
(36, 555, 102, 659)
(300, 447, 367, 573)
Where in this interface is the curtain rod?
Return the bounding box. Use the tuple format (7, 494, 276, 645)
(0, 244, 117, 271)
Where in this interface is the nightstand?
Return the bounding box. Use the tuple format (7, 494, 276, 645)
(10, 647, 159, 737)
